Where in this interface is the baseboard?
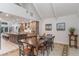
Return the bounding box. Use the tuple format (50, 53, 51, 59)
(55, 42, 79, 48)
(54, 42, 68, 46)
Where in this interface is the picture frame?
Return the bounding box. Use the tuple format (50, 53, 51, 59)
(56, 23, 65, 31)
(45, 24, 52, 31)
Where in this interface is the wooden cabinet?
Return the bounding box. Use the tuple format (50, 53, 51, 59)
(19, 21, 39, 34)
(68, 34, 78, 48)
(19, 23, 25, 32)
(29, 21, 39, 34)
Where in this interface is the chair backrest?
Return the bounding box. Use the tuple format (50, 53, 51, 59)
(47, 34, 52, 36)
(18, 39, 35, 56)
(46, 34, 52, 39)
(24, 43, 35, 56)
(46, 34, 55, 43)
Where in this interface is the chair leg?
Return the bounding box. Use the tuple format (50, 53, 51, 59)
(42, 48, 45, 56)
(43, 51, 45, 56)
(51, 43, 54, 51)
(36, 49, 38, 55)
(47, 47, 50, 56)
(40, 49, 43, 55)
(51, 45, 53, 51)
(19, 49, 21, 56)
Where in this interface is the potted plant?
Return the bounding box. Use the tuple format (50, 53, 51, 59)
(69, 27, 75, 35)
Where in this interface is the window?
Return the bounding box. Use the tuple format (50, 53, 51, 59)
(5, 27, 8, 32)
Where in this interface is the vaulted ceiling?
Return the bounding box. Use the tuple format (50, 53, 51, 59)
(18, 3, 79, 19)
(32, 3, 79, 19)
(1, 3, 79, 21)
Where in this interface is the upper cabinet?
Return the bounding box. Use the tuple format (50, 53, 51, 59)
(19, 20, 39, 34)
(29, 21, 39, 34)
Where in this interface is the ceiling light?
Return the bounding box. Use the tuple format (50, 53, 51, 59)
(6, 14, 9, 16)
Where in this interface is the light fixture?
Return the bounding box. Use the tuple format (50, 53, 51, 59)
(6, 14, 9, 16)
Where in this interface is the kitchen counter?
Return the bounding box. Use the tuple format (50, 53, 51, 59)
(2, 32, 37, 44)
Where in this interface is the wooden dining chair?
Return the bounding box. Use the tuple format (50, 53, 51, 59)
(17, 40, 25, 56)
(24, 43, 36, 56)
(37, 41, 45, 56)
(17, 39, 36, 56)
(43, 34, 55, 55)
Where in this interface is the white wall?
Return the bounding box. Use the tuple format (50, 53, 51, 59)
(39, 14, 79, 45)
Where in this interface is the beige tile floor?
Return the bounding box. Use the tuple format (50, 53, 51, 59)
(0, 37, 18, 55)
(69, 47, 79, 56)
(0, 38, 79, 56)
(1, 43, 63, 56)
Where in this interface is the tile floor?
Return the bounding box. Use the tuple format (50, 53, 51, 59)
(0, 37, 18, 55)
(0, 38, 79, 56)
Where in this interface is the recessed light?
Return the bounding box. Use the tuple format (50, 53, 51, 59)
(6, 14, 9, 16)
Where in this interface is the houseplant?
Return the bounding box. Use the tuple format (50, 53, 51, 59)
(69, 27, 75, 35)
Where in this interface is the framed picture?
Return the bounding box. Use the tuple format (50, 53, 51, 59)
(56, 23, 65, 31)
(45, 24, 52, 31)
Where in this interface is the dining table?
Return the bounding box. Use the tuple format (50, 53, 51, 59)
(4, 32, 55, 55)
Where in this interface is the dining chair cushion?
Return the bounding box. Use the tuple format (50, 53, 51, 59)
(24, 48, 31, 55)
